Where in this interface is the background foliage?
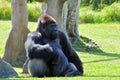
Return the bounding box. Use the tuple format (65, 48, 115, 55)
(80, 2, 120, 23)
(81, 0, 120, 10)
(0, 0, 120, 23)
(0, 0, 41, 21)
(80, 0, 120, 23)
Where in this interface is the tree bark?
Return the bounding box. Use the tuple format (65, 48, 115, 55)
(62, 0, 80, 42)
(46, 0, 67, 31)
(3, 0, 29, 66)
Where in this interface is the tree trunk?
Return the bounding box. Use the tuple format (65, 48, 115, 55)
(46, 0, 67, 31)
(62, 0, 80, 42)
(3, 0, 29, 66)
(41, 3, 47, 14)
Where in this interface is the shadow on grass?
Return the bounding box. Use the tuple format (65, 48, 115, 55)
(73, 36, 120, 63)
(84, 57, 119, 63)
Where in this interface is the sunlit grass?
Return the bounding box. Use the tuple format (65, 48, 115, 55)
(0, 20, 120, 80)
(79, 23, 120, 53)
(78, 23, 120, 79)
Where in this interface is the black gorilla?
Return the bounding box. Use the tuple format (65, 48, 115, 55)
(25, 14, 83, 77)
(25, 32, 80, 76)
(36, 14, 84, 74)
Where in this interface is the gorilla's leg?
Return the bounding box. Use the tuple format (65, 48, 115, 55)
(28, 59, 50, 77)
(64, 63, 81, 76)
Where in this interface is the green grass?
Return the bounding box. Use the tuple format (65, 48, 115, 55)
(0, 20, 120, 80)
(78, 23, 120, 79)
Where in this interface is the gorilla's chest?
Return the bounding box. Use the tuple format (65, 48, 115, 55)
(42, 38, 62, 53)
(42, 38, 61, 47)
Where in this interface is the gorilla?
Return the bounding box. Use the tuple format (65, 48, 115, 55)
(25, 32, 53, 77)
(25, 32, 80, 76)
(25, 14, 83, 77)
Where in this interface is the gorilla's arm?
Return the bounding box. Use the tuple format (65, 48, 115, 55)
(59, 31, 83, 74)
(25, 33, 54, 61)
(28, 44, 54, 61)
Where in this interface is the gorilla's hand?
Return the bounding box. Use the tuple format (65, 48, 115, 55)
(29, 44, 54, 61)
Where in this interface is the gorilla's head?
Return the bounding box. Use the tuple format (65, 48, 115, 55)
(28, 32, 42, 44)
(36, 14, 59, 40)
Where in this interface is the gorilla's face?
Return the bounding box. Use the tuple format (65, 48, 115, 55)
(40, 23, 59, 40)
(36, 14, 59, 40)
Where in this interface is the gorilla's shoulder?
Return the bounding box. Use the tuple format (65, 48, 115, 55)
(58, 31, 66, 37)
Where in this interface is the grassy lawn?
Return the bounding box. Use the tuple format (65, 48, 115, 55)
(0, 20, 120, 80)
